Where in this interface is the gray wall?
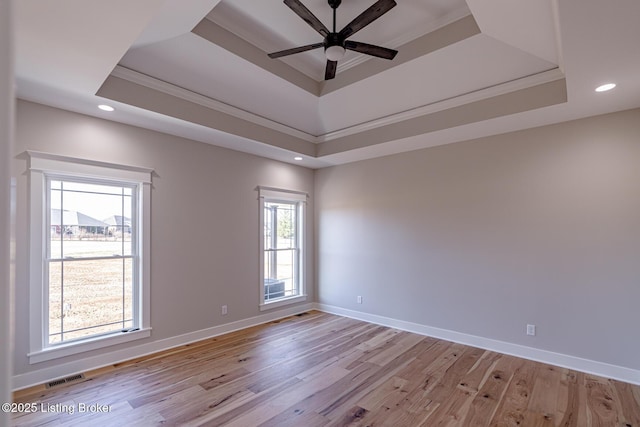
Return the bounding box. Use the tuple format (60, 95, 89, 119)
(1, 0, 15, 423)
(315, 108, 640, 371)
(11, 98, 640, 384)
(12, 100, 314, 377)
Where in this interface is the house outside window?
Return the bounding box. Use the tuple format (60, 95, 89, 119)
(28, 152, 152, 363)
(258, 187, 307, 310)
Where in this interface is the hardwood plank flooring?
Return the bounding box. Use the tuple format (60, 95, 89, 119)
(11, 311, 640, 426)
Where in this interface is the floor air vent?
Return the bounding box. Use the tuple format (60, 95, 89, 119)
(46, 373, 85, 388)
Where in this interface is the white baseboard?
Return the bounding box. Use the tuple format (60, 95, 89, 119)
(314, 303, 640, 386)
(15, 302, 640, 390)
(13, 303, 315, 391)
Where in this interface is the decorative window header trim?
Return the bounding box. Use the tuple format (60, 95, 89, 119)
(27, 151, 153, 184)
(256, 186, 308, 202)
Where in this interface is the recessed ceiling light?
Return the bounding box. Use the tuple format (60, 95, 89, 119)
(98, 104, 115, 112)
(595, 83, 616, 92)
(294, 156, 303, 161)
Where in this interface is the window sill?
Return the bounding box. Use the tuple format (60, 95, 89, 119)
(259, 295, 307, 311)
(28, 328, 152, 364)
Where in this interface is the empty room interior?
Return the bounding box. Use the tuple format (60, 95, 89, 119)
(2, 0, 640, 425)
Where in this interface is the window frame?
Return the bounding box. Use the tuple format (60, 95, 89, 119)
(258, 186, 307, 311)
(27, 151, 152, 364)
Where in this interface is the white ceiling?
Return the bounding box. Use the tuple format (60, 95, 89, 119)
(14, 0, 640, 169)
(208, 0, 470, 81)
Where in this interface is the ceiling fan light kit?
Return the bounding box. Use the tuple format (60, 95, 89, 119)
(325, 45, 346, 61)
(268, 0, 398, 80)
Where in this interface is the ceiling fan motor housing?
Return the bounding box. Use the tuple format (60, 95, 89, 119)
(325, 32, 344, 48)
(328, 0, 342, 9)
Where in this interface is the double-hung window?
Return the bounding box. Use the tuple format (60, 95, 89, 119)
(258, 187, 307, 310)
(28, 152, 152, 363)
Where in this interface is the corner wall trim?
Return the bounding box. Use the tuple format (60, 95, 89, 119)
(12, 303, 315, 391)
(314, 303, 640, 386)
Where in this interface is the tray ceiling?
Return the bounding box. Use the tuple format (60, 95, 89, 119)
(14, 0, 640, 168)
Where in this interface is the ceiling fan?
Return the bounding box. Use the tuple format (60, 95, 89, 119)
(268, 0, 398, 80)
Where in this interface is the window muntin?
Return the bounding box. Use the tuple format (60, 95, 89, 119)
(46, 177, 138, 345)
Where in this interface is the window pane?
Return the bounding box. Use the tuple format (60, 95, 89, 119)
(48, 180, 134, 259)
(264, 277, 285, 300)
(63, 323, 126, 342)
(54, 240, 125, 259)
(124, 258, 134, 329)
(264, 205, 274, 250)
(276, 204, 296, 250)
(264, 202, 297, 250)
(50, 189, 62, 259)
(264, 249, 297, 300)
(265, 251, 273, 281)
(121, 195, 133, 256)
(276, 249, 296, 292)
(61, 181, 126, 195)
(48, 261, 63, 344)
(50, 258, 131, 343)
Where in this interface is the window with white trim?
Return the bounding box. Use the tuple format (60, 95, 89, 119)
(28, 152, 152, 363)
(259, 187, 307, 310)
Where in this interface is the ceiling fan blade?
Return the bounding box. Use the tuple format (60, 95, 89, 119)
(344, 40, 397, 60)
(284, 0, 330, 38)
(325, 60, 337, 80)
(339, 0, 396, 39)
(268, 42, 324, 59)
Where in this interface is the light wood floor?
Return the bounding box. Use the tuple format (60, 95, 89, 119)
(12, 311, 640, 426)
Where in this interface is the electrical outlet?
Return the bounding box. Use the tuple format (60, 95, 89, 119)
(526, 324, 536, 336)
(221, 305, 228, 316)
(357, 296, 363, 304)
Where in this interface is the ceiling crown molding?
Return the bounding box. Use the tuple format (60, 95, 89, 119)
(110, 64, 564, 147)
(110, 65, 317, 142)
(318, 67, 565, 142)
